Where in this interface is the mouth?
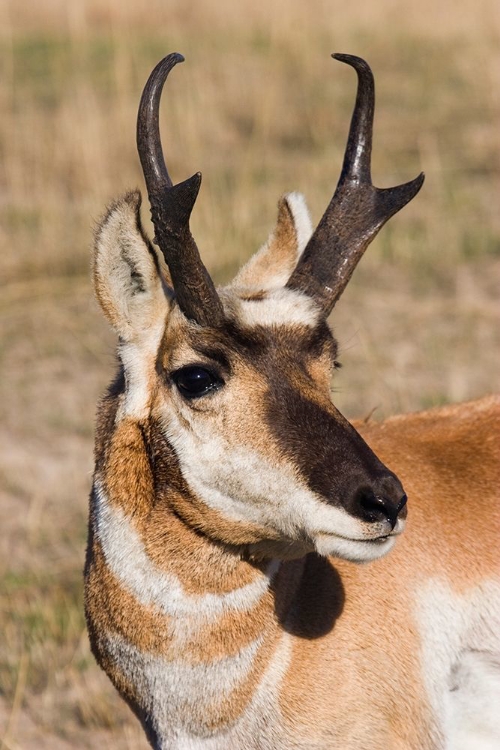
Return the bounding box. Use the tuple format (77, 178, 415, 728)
(313, 526, 403, 562)
(369, 526, 405, 542)
(321, 523, 404, 544)
(365, 534, 392, 544)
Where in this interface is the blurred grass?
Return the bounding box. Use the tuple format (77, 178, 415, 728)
(0, 0, 499, 746)
(2, 17, 500, 284)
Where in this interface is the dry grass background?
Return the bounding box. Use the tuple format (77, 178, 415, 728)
(0, 0, 499, 747)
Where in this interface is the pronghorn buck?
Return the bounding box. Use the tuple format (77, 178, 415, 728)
(85, 53, 500, 749)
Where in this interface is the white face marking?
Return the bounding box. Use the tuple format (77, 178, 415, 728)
(221, 287, 321, 329)
(93, 480, 279, 619)
(415, 578, 500, 747)
(161, 417, 401, 563)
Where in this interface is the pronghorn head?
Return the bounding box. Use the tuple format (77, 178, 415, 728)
(93, 53, 423, 563)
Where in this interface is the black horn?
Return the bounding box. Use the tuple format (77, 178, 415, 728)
(287, 54, 424, 314)
(137, 53, 224, 326)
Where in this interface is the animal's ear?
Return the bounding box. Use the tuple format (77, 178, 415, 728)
(231, 192, 312, 290)
(93, 191, 171, 341)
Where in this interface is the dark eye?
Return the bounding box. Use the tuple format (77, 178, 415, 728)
(171, 366, 223, 400)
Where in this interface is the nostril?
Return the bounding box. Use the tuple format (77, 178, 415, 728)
(357, 488, 404, 529)
(358, 490, 391, 524)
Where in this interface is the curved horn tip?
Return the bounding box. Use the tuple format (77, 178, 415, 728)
(331, 53, 372, 74)
(152, 52, 185, 77)
(145, 52, 186, 82)
(164, 52, 185, 65)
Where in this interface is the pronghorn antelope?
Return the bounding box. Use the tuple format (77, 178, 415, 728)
(85, 52, 500, 750)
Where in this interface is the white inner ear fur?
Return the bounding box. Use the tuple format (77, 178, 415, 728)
(93, 191, 170, 342)
(231, 192, 313, 291)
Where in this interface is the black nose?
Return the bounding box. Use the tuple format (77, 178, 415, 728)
(355, 479, 407, 529)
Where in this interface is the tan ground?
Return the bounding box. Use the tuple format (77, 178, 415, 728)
(1, 0, 499, 746)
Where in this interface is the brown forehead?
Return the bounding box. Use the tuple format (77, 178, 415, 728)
(157, 315, 338, 373)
